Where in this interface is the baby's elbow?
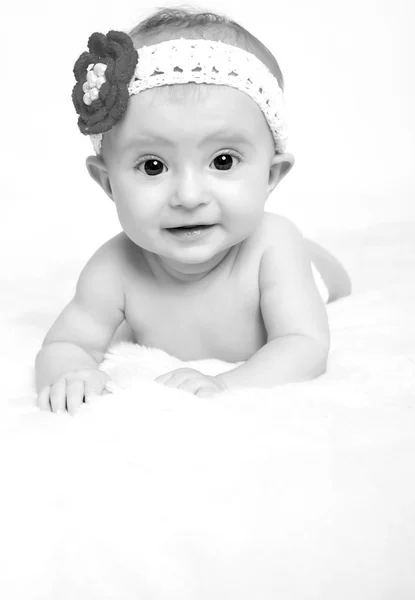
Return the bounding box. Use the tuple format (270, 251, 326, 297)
(311, 337, 329, 378)
(316, 356, 328, 378)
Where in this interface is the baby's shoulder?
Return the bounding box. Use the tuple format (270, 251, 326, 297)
(84, 232, 126, 267)
(70, 234, 130, 313)
(251, 212, 303, 252)
(79, 232, 134, 286)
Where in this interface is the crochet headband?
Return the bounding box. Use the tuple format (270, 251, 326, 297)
(72, 31, 288, 155)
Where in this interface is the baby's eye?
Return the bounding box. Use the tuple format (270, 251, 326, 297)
(211, 152, 241, 171)
(134, 157, 167, 177)
(134, 151, 241, 176)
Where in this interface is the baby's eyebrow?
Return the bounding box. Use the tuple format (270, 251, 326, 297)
(123, 130, 254, 149)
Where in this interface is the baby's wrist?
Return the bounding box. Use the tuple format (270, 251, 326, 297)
(213, 372, 232, 391)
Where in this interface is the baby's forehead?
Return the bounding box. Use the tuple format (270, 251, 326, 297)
(104, 84, 274, 154)
(140, 81, 244, 105)
(139, 86, 264, 128)
(131, 83, 266, 123)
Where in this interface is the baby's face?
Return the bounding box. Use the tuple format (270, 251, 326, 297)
(101, 84, 281, 273)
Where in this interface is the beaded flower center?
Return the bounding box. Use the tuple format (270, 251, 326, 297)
(82, 63, 108, 105)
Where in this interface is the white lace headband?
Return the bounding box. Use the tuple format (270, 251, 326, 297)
(72, 32, 288, 155)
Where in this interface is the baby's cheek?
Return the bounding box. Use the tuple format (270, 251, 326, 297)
(113, 196, 140, 234)
(227, 189, 266, 220)
(233, 200, 267, 239)
(115, 197, 159, 239)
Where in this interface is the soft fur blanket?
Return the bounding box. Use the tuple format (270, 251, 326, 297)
(1, 222, 414, 599)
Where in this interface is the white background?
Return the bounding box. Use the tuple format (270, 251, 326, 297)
(1, 0, 414, 273)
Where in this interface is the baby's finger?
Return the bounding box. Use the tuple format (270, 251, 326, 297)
(176, 378, 206, 394)
(49, 379, 67, 413)
(66, 380, 86, 415)
(195, 387, 217, 398)
(37, 386, 52, 411)
(154, 372, 175, 385)
(155, 368, 198, 385)
(84, 372, 107, 400)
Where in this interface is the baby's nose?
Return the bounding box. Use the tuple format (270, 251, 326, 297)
(170, 169, 208, 208)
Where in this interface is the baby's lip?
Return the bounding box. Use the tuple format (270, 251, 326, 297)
(164, 223, 215, 229)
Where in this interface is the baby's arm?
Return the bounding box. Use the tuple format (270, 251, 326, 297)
(35, 243, 125, 413)
(217, 216, 330, 390)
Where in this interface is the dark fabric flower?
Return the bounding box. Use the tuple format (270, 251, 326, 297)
(72, 30, 138, 136)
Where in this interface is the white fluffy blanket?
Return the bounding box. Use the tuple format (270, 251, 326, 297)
(1, 223, 414, 599)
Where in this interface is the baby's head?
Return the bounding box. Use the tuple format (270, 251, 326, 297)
(73, 6, 294, 273)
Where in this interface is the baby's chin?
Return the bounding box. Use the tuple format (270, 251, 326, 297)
(159, 246, 228, 268)
(148, 242, 235, 279)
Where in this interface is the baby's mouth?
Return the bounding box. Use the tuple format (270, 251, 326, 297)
(167, 224, 211, 231)
(165, 224, 216, 238)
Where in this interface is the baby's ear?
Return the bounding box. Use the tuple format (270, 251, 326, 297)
(267, 152, 295, 195)
(85, 155, 113, 200)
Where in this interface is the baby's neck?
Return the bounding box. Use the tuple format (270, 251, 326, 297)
(141, 246, 239, 285)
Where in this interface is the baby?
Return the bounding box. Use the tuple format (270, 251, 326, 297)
(36, 7, 351, 414)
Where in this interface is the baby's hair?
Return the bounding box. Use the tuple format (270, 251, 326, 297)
(128, 5, 284, 91)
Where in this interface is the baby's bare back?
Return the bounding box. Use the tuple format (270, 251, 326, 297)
(116, 228, 268, 363)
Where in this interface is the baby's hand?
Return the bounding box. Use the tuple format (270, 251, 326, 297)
(37, 369, 110, 415)
(154, 368, 228, 398)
